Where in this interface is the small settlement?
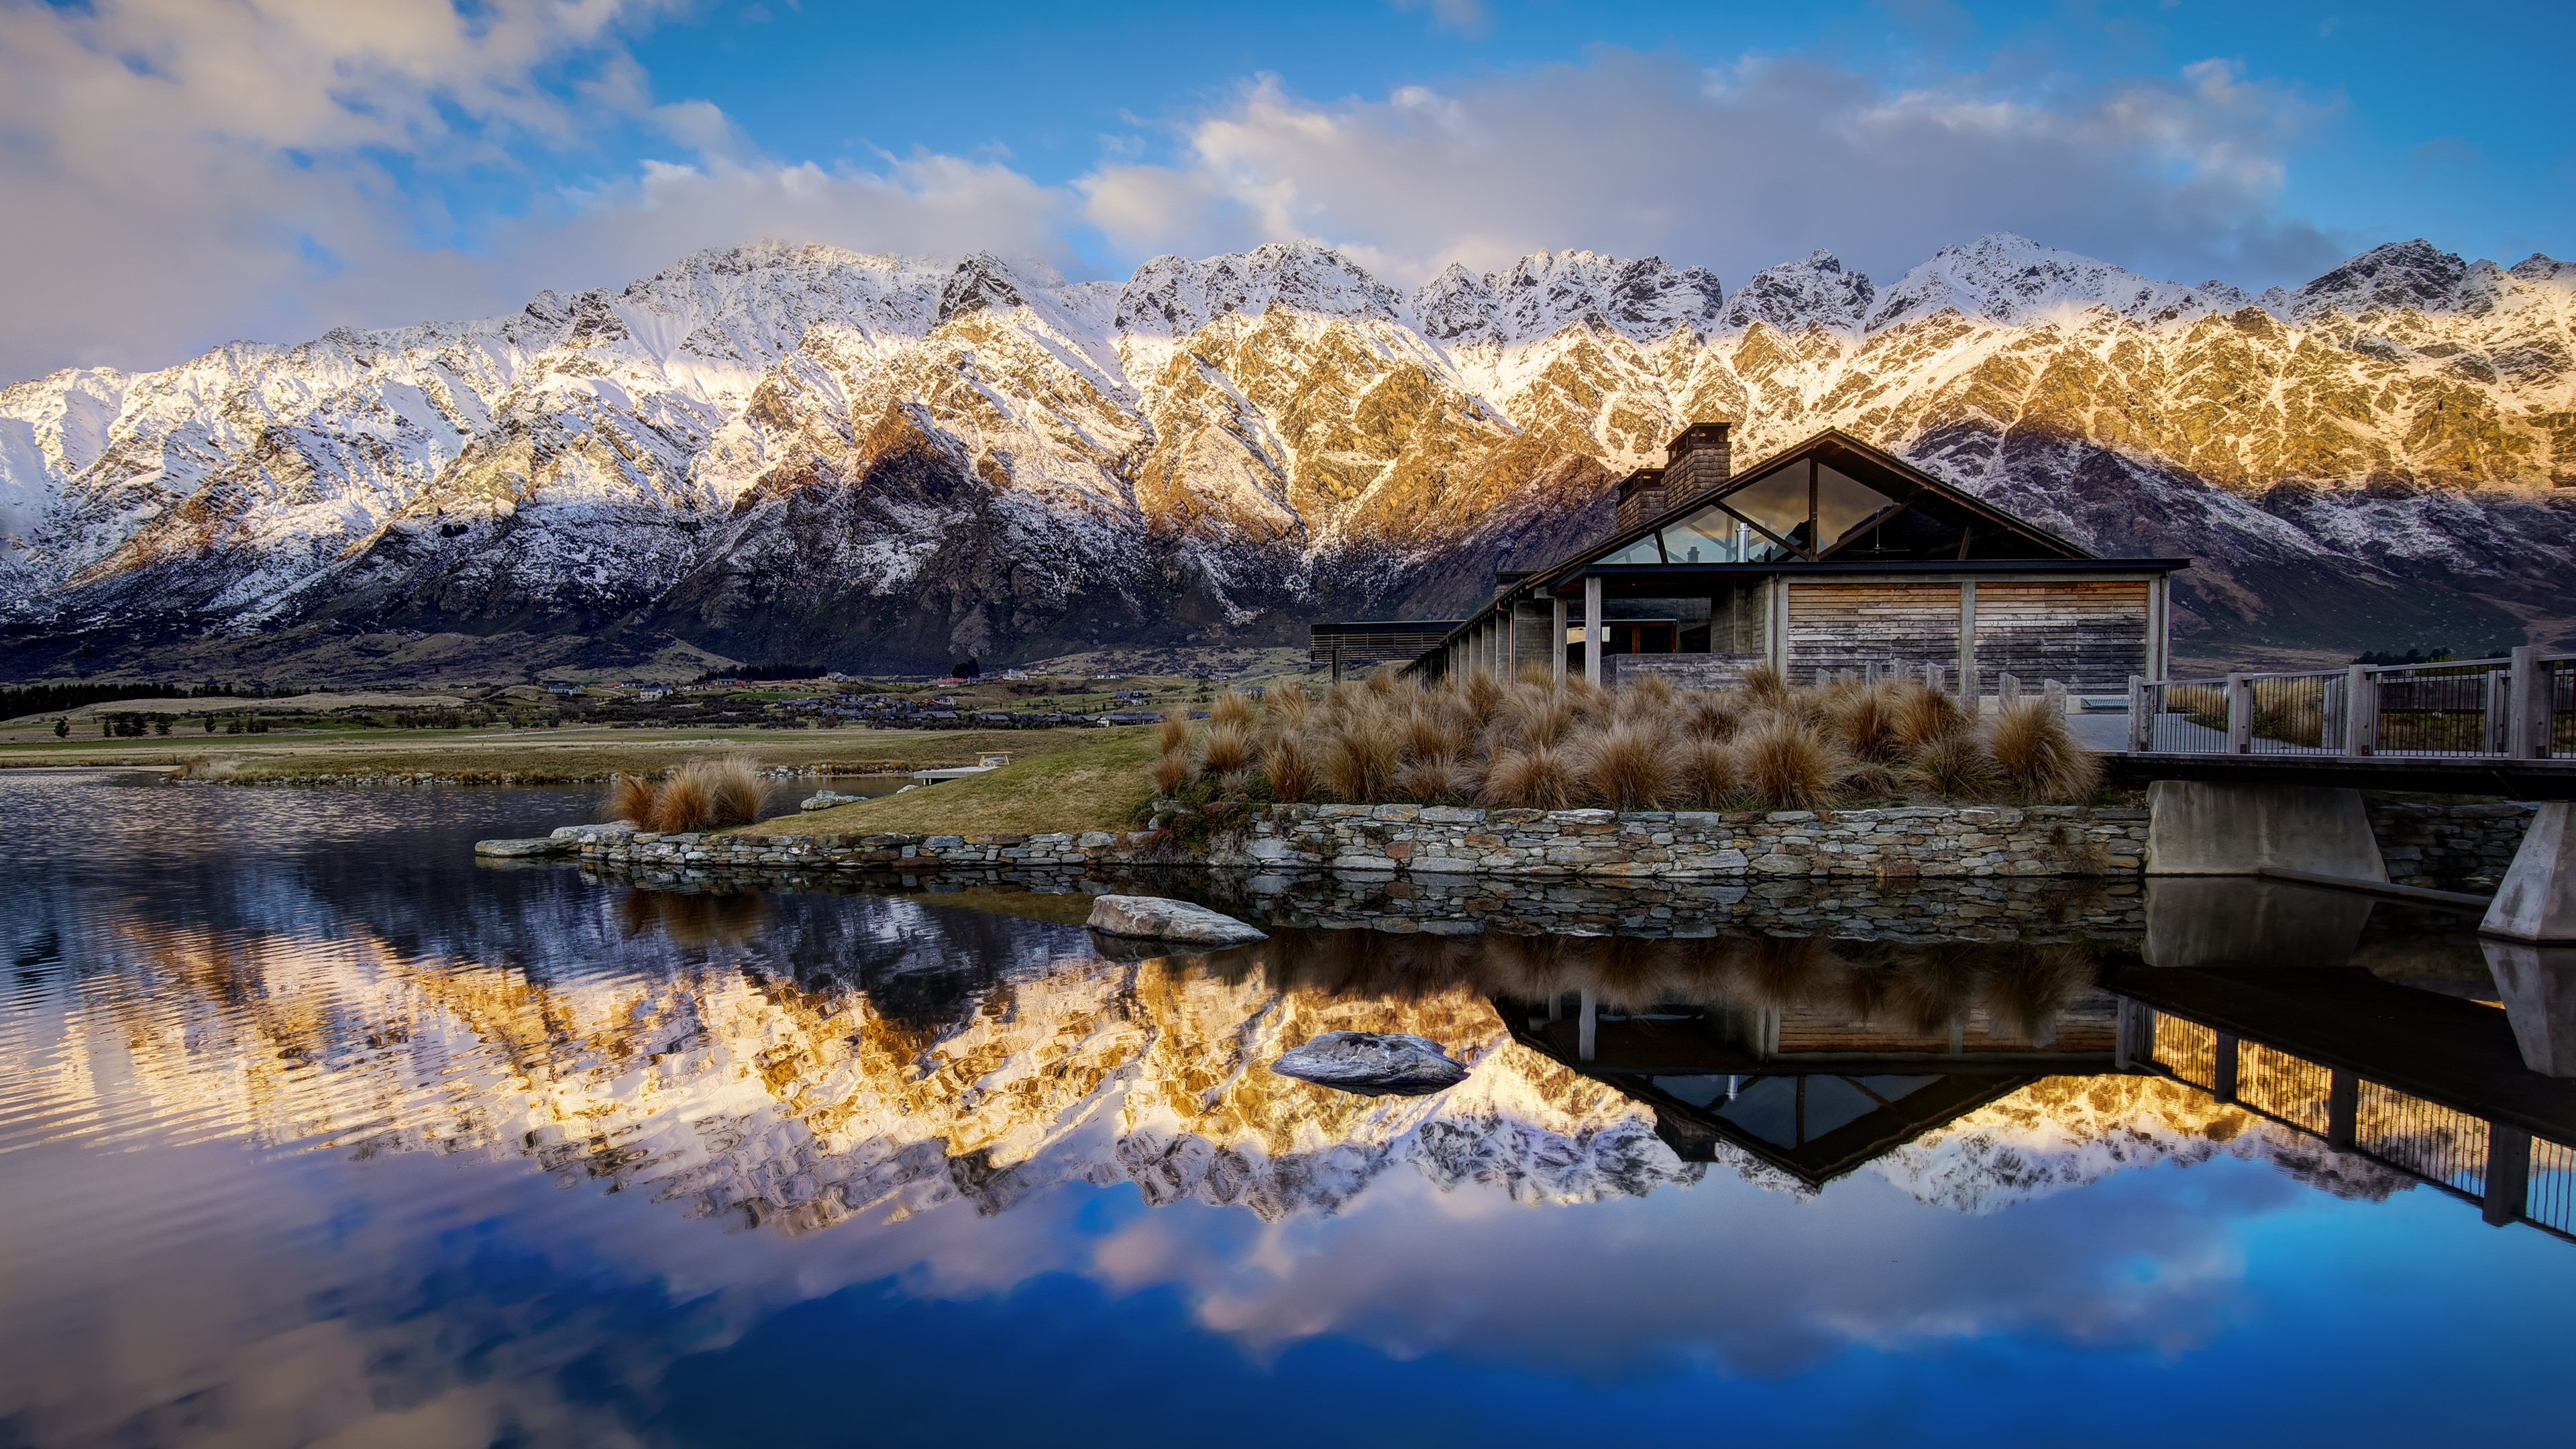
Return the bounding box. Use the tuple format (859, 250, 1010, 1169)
(1318, 423, 2188, 696)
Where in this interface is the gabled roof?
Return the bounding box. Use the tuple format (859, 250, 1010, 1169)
(1525, 428, 2095, 591)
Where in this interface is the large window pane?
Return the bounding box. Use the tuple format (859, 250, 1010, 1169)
(1719, 464, 1811, 551)
(1815, 463, 1902, 551)
(1660, 506, 1744, 564)
(1596, 534, 1664, 565)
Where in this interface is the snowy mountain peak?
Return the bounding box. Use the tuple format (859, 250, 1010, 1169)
(1414, 250, 1723, 346)
(1866, 232, 2251, 331)
(1114, 241, 1407, 335)
(1715, 250, 1876, 333)
(2288, 238, 2491, 320)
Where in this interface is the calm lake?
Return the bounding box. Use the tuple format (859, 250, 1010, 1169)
(3, 769, 2571, 1448)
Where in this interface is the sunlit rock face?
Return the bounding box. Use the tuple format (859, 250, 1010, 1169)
(3, 233, 2569, 669)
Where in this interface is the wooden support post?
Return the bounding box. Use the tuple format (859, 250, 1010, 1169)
(2212, 1032, 2239, 1103)
(2343, 665, 2374, 757)
(2000, 672, 2021, 709)
(2043, 679, 2066, 715)
(1552, 598, 1568, 685)
(1583, 575, 1605, 688)
(1578, 990, 1598, 1063)
(2485, 1124, 2532, 1226)
(2114, 999, 2155, 1072)
(2226, 672, 2253, 755)
(2510, 645, 2544, 759)
(1957, 581, 1978, 706)
(2129, 675, 2151, 753)
(2326, 1069, 2357, 1149)
(1927, 662, 1945, 693)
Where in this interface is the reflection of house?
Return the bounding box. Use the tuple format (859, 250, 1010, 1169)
(1385, 425, 2188, 692)
(1498, 989, 2120, 1189)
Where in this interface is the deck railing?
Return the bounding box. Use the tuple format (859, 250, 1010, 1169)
(2126, 646, 2576, 759)
(2137, 1008, 2573, 1241)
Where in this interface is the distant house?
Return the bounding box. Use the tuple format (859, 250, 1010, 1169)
(1324, 423, 2186, 696)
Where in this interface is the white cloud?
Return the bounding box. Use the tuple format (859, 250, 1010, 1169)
(1077, 49, 2345, 292)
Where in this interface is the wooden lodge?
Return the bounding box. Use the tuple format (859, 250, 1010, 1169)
(1368, 423, 2187, 695)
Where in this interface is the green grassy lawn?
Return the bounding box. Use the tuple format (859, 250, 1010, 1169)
(0, 725, 1114, 784)
(734, 727, 1158, 837)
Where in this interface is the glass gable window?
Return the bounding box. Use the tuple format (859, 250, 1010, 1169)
(1597, 535, 1665, 565)
(1660, 507, 1743, 564)
(1719, 464, 1811, 549)
(1815, 463, 1902, 552)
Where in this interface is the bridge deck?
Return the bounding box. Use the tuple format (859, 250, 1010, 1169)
(2100, 751, 2576, 798)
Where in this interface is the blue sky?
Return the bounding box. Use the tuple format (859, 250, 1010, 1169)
(1, 0, 2567, 379)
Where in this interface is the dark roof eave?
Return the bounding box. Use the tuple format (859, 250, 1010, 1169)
(1534, 557, 2194, 596)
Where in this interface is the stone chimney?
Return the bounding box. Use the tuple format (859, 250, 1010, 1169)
(1493, 569, 1531, 601)
(1663, 422, 1733, 511)
(1613, 468, 1666, 533)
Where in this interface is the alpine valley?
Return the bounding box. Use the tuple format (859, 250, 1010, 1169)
(3, 231, 2571, 680)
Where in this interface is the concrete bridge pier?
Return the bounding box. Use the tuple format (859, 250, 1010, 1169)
(2482, 938, 2576, 1077)
(2483, 802, 2576, 944)
(2143, 782, 2389, 880)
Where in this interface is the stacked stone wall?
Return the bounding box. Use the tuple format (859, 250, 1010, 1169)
(2365, 802, 2535, 889)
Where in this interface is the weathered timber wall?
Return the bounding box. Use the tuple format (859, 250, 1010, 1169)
(1973, 581, 2148, 690)
(1788, 582, 1962, 683)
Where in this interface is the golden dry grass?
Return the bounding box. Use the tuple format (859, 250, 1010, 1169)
(733, 727, 1160, 837)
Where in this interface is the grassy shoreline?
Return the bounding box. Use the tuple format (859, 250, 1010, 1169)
(0, 726, 1116, 786)
(727, 728, 1160, 838)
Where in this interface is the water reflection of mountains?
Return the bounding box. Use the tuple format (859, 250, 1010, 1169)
(21, 853, 2455, 1241)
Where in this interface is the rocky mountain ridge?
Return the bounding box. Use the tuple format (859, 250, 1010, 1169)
(3, 230, 2571, 679)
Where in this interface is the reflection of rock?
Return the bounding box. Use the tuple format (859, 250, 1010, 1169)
(1271, 1032, 1468, 1097)
(1087, 895, 1267, 946)
(473, 837, 574, 857)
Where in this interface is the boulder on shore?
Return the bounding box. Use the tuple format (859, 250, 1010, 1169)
(474, 837, 576, 858)
(1085, 895, 1268, 946)
(1269, 1032, 1468, 1097)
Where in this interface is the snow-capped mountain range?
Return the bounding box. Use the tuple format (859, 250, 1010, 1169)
(2, 231, 2569, 678)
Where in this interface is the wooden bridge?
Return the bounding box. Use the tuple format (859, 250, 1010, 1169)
(2101, 645, 2576, 943)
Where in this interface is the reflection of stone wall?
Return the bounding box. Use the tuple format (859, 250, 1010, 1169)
(2365, 802, 2534, 890)
(577, 802, 2152, 883)
(578, 861, 2148, 943)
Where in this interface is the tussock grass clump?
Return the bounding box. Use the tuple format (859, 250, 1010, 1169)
(607, 772, 659, 824)
(1990, 698, 2104, 803)
(1575, 722, 1672, 809)
(1911, 732, 2002, 799)
(1201, 722, 1252, 775)
(1737, 717, 1840, 810)
(649, 773, 708, 833)
(645, 757, 765, 832)
(1140, 660, 2105, 814)
(1483, 745, 1578, 810)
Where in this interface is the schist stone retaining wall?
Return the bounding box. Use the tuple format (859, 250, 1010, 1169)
(574, 802, 2153, 883)
(568, 798, 2534, 887)
(2364, 802, 2535, 890)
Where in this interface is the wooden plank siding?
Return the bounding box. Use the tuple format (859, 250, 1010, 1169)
(1972, 582, 2149, 690)
(1786, 584, 1963, 683)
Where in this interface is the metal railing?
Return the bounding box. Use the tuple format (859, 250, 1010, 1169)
(2126, 646, 2576, 759)
(2140, 1008, 2573, 1242)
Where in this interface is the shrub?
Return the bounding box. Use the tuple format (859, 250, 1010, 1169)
(1828, 682, 1904, 761)
(1150, 749, 1195, 797)
(1394, 754, 1477, 804)
(1155, 707, 1191, 755)
(1680, 692, 1739, 741)
(1210, 690, 1254, 729)
(645, 757, 765, 831)
(1738, 718, 1838, 810)
(1988, 698, 2103, 803)
(606, 773, 659, 824)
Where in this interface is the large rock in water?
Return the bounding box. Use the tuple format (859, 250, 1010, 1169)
(474, 837, 575, 857)
(1085, 895, 1269, 946)
(1269, 1032, 1469, 1097)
